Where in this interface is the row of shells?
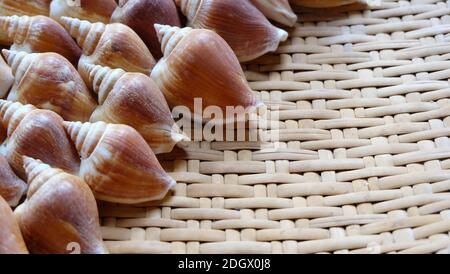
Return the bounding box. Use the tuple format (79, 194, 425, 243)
(0, 0, 362, 254)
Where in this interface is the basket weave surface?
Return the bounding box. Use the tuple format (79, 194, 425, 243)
(100, 0, 450, 254)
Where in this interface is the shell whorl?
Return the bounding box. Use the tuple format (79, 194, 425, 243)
(154, 24, 193, 58)
(0, 100, 36, 136)
(64, 121, 108, 159)
(0, 15, 33, 44)
(176, 0, 202, 21)
(22, 156, 64, 198)
(2, 50, 32, 81)
(60, 17, 106, 56)
(83, 63, 126, 104)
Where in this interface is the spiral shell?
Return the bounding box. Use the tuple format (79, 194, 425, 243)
(111, 0, 182, 59)
(0, 195, 28, 254)
(0, 15, 81, 65)
(2, 50, 97, 122)
(0, 100, 80, 179)
(0, 0, 51, 46)
(0, 55, 13, 98)
(0, 154, 27, 207)
(176, 0, 288, 62)
(50, 0, 117, 24)
(14, 157, 107, 254)
(64, 121, 176, 204)
(251, 0, 297, 27)
(84, 63, 188, 154)
(60, 16, 156, 81)
(151, 25, 258, 117)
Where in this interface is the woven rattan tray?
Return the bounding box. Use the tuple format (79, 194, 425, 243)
(99, 0, 450, 254)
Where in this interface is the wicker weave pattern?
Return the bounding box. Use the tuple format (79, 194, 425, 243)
(99, 0, 450, 254)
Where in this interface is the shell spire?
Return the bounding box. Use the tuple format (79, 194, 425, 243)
(2, 49, 27, 76)
(63, 121, 106, 159)
(0, 15, 22, 40)
(0, 99, 36, 137)
(154, 24, 192, 58)
(2, 50, 33, 87)
(82, 63, 125, 104)
(63, 121, 176, 204)
(15, 157, 108, 254)
(60, 16, 106, 55)
(22, 156, 64, 198)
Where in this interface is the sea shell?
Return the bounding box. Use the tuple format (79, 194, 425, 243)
(111, 0, 182, 59)
(0, 0, 50, 17)
(64, 121, 176, 204)
(0, 0, 51, 46)
(175, 0, 288, 62)
(151, 25, 259, 118)
(50, 0, 117, 24)
(0, 55, 13, 98)
(60, 17, 156, 81)
(0, 100, 80, 179)
(251, 0, 297, 27)
(289, 0, 361, 8)
(0, 15, 81, 65)
(14, 157, 107, 254)
(84, 63, 188, 154)
(0, 154, 27, 207)
(0, 195, 28, 254)
(2, 50, 97, 122)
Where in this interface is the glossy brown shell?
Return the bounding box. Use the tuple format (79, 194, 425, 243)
(86, 65, 186, 154)
(15, 157, 106, 254)
(4, 50, 97, 122)
(151, 27, 258, 114)
(65, 121, 176, 204)
(111, 0, 182, 59)
(177, 0, 288, 62)
(0, 15, 81, 65)
(2, 109, 80, 179)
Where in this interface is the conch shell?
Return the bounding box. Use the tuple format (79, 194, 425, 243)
(14, 157, 107, 254)
(0, 100, 80, 179)
(151, 25, 258, 117)
(50, 0, 117, 24)
(0, 154, 27, 207)
(0, 195, 28, 254)
(0, 15, 81, 65)
(0, 0, 51, 46)
(0, 55, 13, 98)
(84, 63, 188, 154)
(2, 50, 97, 122)
(175, 0, 288, 62)
(251, 0, 297, 27)
(289, 0, 362, 8)
(111, 0, 182, 59)
(64, 121, 176, 204)
(60, 17, 156, 81)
